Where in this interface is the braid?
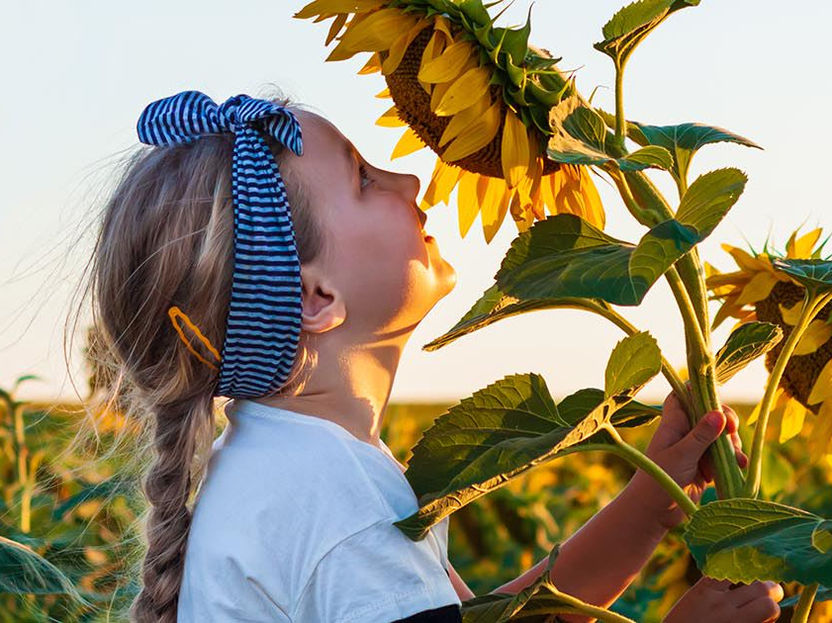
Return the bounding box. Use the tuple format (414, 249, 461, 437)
(130, 397, 208, 622)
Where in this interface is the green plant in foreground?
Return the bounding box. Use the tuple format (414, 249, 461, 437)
(0, 374, 141, 622)
(298, 1, 832, 621)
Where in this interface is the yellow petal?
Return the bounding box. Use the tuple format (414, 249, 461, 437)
(431, 14, 454, 43)
(547, 165, 605, 229)
(374, 86, 390, 98)
(721, 244, 772, 273)
(391, 127, 425, 159)
(294, 0, 383, 20)
(778, 397, 806, 444)
(375, 105, 406, 127)
(325, 12, 349, 45)
(807, 400, 832, 462)
(578, 168, 605, 229)
(438, 95, 490, 147)
(779, 300, 803, 325)
(338, 8, 417, 53)
(479, 176, 510, 244)
(440, 99, 501, 162)
(382, 22, 428, 75)
(418, 40, 473, 84)
(735, 271, 778, 305)
(808, 358, 832, 405)
(435, 66, 492, 117)
(422, 160, 464, 206)
(508, 190, 534, 233)
(787, 227, 823, 259)
(457, 173, 480, 238)
(359, 52, 382, 75)
(419, 31, 446, 94)
(794, 320, 832, 356)
(501, 108, 531, 188)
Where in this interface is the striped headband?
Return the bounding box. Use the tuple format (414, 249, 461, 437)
(136, 90, 304, 398)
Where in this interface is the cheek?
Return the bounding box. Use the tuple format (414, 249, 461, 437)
(337, 219, 431, 316)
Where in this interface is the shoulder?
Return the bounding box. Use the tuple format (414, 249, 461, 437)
(194, 406, 395, 536)
(183, 409, 403, 615)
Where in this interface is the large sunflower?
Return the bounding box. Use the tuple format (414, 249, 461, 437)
(706, 227, 832, 466)
(294, 0, 604, 243)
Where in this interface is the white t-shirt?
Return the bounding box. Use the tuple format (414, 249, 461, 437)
(177, 398, 461, 622)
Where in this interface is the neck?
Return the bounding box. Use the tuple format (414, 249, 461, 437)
(251, 331, 410, 447)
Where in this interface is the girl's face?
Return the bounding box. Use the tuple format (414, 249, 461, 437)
(291, 110, 457, 335)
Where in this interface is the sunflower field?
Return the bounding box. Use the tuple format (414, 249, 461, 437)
(1, 369, 830, 621)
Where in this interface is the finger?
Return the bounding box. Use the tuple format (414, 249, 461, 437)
(736, 596, 781, 622)
(721, 403, 739, 434)
(728, 581, 784, 608)
(673, 410, 725, 461)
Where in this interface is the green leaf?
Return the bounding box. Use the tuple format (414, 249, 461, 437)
(594, 0, 700, 66)
(714, 322, 783, 384)
(684, 498, 832, 585)
(771, 258, 832, 295)
(0, 536, 79, 596)
(460, 553, 638, 622)
(395, 373, 655, 540)
(497, 5, 531, 67)
(495, 213, 701, 306)
(632, 121, 761, 186)
(619, 145, 674, 171)
(675, 168, 747, 238)
(422, 283, 617, 351)
(605, 332, 661, 397)
(547, 97, 671, 171)
(461, 544, 566, 621)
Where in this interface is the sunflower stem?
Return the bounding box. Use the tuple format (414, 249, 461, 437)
(744, 291, 832, 498)
(666, 264, 746, 499)
(790, 582, 819, 623)
(602, 423, 698, 518)
(609, 165, 745, 499)
(613, 61, 627, 151)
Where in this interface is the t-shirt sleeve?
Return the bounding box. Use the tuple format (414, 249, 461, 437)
(292, 516, 462, 623)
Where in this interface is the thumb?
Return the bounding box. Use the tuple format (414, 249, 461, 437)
(672, 410, 725, 460)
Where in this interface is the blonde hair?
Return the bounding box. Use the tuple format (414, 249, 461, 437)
(67, 88, 325, 622)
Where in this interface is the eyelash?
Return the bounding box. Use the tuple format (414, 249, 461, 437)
(359, 163, 373, 189)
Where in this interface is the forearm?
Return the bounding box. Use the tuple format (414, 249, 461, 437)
(489, 477, 668, 622)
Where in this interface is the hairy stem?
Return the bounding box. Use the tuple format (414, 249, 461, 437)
(614, 61, 627, 150)
(790, 582, 818, 623)
(603, 424, 698, 518)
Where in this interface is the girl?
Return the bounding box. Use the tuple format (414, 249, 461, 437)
(84, 88, 783, 623)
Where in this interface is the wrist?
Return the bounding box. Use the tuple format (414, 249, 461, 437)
(623, 470, 676, 534)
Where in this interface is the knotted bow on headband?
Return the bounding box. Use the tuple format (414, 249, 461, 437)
(136, 90, 304, 399)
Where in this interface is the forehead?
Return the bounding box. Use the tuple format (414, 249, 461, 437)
(282, 110, 355, 205)
(296, 110, 354, 167)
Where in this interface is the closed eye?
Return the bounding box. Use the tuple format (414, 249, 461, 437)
(358, 162, 374, 189)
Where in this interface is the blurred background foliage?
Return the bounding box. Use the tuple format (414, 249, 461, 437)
(0, 368, 830, 621)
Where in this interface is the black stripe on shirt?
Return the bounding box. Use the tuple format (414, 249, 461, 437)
(392, 603, 462, 622)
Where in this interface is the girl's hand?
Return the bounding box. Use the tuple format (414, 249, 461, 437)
(628, 389, 748, 530)
(664, 576, 783, 623)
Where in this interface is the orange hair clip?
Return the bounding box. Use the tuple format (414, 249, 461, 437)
(168, 305, 222, 371)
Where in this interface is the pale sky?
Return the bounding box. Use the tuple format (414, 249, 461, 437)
(2, 1, 830, 405)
